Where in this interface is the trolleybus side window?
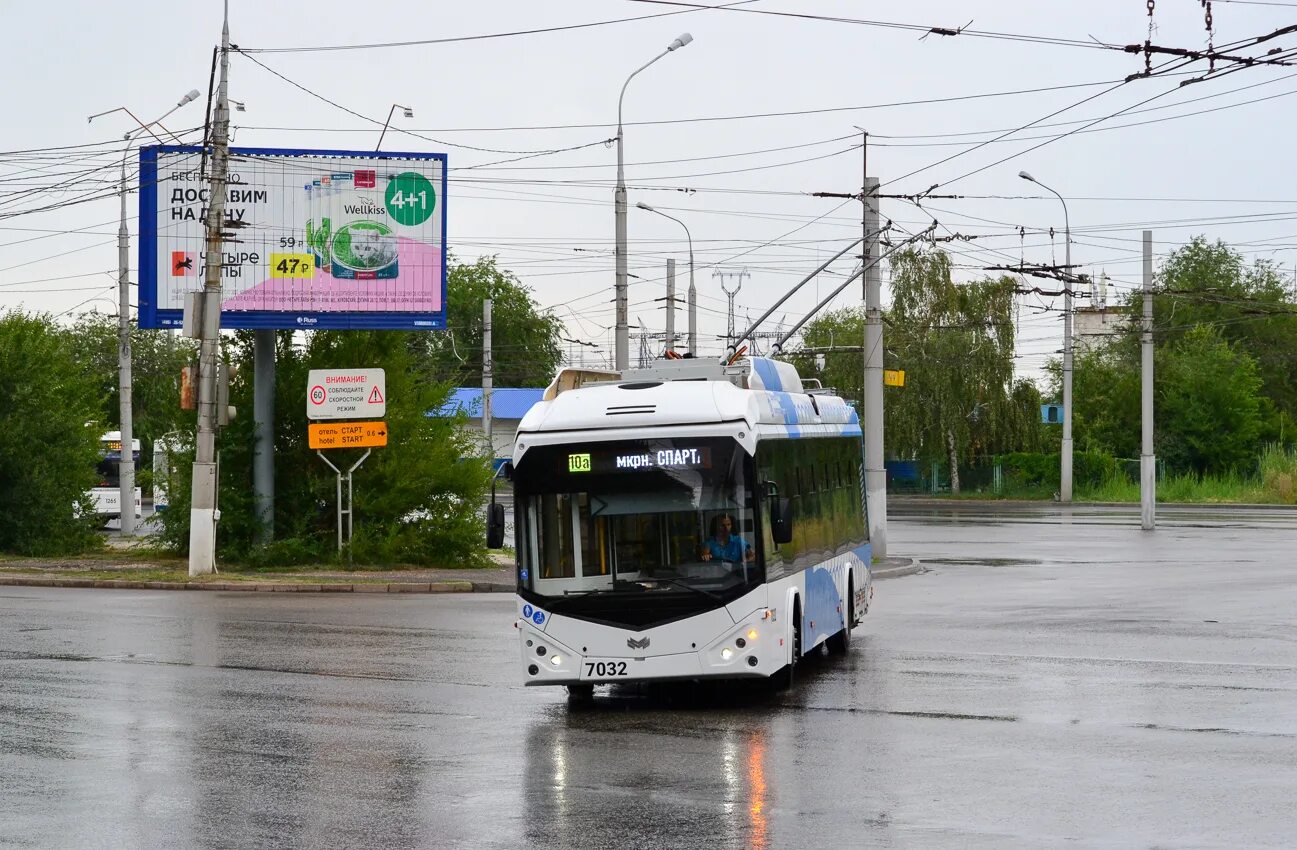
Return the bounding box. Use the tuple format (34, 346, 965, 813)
(757, 436, 867, 572)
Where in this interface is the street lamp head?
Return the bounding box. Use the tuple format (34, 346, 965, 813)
(667, 32, 694, 51)
(1018, 170, 1036, 183)
(400, 105, 414, 118)
(636, 202, 655, 211)
(180, 89, 202, 107)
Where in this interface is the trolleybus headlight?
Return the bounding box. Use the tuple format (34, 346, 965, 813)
(747, 656, 758, 667)
(536, 646, 547, 656)
(747, 628, 759, 641)
(735, 638, 746, 649)
(720, 648, 734, 661)
(528, 664, 539, 676)
(550, 655, 562, 666)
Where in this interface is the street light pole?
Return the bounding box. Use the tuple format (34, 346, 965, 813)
(90, 91, 201, 537)
(636, 202, 695, 354)
(376, 103, 413, 151)
(615, 33, 694, 371)
(1020, 170, 1074, 502)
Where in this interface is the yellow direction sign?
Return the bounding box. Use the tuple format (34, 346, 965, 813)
(884, 369, 906, 387)
(309, 421, 388, 450)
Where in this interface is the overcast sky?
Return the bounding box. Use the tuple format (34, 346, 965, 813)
(4, 0, 1296, 378)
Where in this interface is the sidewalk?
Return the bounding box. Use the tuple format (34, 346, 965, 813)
(0, 554, 919, 594)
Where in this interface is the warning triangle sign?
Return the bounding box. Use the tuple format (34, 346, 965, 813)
(368, 385, 385, 404)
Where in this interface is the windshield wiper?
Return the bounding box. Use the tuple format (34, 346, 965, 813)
(637, 576, 725, 603)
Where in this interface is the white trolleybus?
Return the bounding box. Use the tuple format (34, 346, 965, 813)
(489, 356, 872, 698)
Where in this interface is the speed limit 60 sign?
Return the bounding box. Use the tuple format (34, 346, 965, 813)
(307, 368, 386, 420)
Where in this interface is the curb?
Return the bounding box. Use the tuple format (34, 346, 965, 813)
(0, 575, 476, 594)
(0, 562, 924, 594)
(872, 558, 922, 580)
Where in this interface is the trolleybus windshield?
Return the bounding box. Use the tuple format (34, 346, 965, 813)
(514, 438, 759, 612)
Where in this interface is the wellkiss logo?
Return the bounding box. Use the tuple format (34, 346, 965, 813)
(627, 636, 650, 650)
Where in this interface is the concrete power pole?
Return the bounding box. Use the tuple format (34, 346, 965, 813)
(665, 258, 676, 352)
(117, 161, 135, 538)
(188, 4, 231, 576)
(1141, 230, 1156, 531)
(862, 174, 887, 559)
(483, 298, 493, 465)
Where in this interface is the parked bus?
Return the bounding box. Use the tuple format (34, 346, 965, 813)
(490, 357, 872, 698)
(89, 431, 143, 519)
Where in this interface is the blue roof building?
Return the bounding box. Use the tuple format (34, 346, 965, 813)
(433, 387, 545, 466)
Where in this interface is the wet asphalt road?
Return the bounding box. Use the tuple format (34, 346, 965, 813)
(2, 504, 1295, 849)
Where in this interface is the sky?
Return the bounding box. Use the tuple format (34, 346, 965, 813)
(4, 0, 1297, 380)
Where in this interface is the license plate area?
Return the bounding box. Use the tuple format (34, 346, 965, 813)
(581, 659, 634, 681)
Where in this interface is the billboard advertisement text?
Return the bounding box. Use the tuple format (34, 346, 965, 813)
(138, 146, 447, 330)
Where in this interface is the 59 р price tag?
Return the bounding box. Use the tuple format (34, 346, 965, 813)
(270, 253, 315, 278)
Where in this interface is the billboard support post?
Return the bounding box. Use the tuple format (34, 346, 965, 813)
(253, 330, 275, 544)
(189, 8, 231, 577)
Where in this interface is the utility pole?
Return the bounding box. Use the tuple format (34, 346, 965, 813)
(1141, 230, 1156, 531)
(483, 299, 493, 465)
(189, 3, 231, 576)
(688, 258, 696, 355)
(117, 161, 135, 538)
(862, 168, 888, 559)
(665, 258, 676, 352)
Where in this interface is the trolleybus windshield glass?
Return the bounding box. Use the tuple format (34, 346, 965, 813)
(515, 438, 759, 603)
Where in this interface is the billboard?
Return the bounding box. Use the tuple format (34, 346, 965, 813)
(138, 146, 446, 330)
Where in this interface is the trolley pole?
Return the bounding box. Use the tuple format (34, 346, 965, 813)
(188, 4, 231, 576)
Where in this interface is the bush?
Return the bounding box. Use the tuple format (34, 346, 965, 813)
(997, 452, 1058, 489)
(996, 449, 1118, 492)
(0, 312, 105, 555)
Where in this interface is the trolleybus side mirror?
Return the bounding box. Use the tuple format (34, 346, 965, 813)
(486, 502, 506, 549)
(771, 497, 793, 545)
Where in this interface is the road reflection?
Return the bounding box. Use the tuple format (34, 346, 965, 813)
(523, 688, 775, 850)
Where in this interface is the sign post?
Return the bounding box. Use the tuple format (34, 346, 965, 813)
(306, 368, 387, 554)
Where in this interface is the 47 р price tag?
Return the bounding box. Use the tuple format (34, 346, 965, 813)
(270, 253, 315, 278)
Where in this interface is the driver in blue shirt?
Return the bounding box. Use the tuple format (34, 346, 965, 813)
(700, 513, 754, 563)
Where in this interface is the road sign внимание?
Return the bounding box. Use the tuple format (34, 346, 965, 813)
(307, 368, 386, 420)
(309, 421, 388, 449)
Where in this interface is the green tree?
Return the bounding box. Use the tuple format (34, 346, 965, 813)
(64, 312, 198, 484)
(1067, 343, 1142, 459)
(883, 249, 1040, 491)
(790, 254, 1047, 491)
(1135, 237, 1297, 432)
(155, 329, 492, 566)
(411, 255, 564, 387)
(0, 312, 104, 554)
(1158, 325, 1264, 475)
(787, 306, 864, 409)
